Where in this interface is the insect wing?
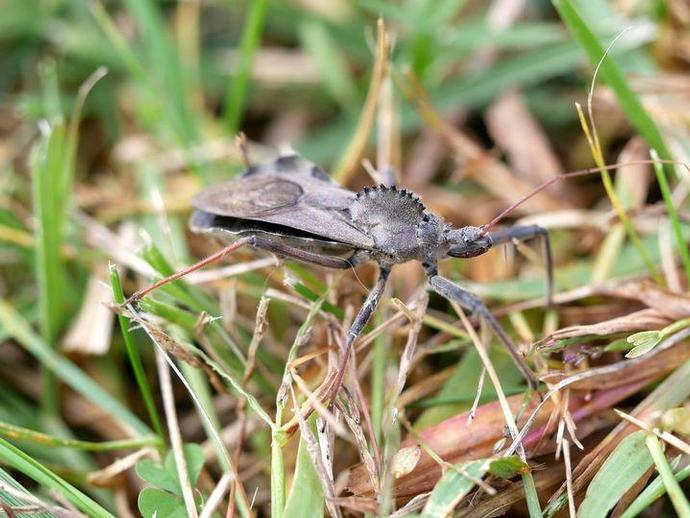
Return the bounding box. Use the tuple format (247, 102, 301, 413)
(191, 174, 374, 248)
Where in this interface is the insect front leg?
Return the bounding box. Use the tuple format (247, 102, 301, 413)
(486, 224, 553, 306)
(427, 274, 537, 389)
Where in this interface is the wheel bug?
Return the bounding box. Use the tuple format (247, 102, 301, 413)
(126, 151, 553, 396)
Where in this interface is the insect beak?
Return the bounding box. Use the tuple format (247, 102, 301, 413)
(446, 228, 494, 258)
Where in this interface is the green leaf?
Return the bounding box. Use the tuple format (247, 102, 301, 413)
(489, 456, 529, 479)
(578, 431, 653, 517)
(626, 330, 662, 358)
(138, 488, 187, 518)
(421, 459, 491, 517)
(137, 444, 205, 497)
(164, 443, 205, 490)
(136, 459, 179, 495)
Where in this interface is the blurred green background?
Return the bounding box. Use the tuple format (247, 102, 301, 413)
(1, 1, 690, 516)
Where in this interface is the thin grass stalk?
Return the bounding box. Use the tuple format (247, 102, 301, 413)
(650, 149, 690, 286)
(370, 313, 387, 443)
(621, 461, 690, 518)
(372, 62, 397, 445)
(334, 19, 390, 183)
(575, 104, 660, 283)
(645, 434, 690, 517)
(271, 437, 286, 518)
(224, 0, 269, 136)
(228, 297, 269, 518)
(156, 350, 199, 518)
(140, 244, 253, 383)
(273, 295, 327, 516)
(110, 265, 164, 440)
(120, 0, 198, 145)
(555, 0, 679, 281)
(0, 422, 159, 451)
(0, 438, 115, 518)
(452, 305, 542, 517)
(552, 0, 675, 165)
(130, 310, 255, 518)
(32, 121, 66, 415)
(175, 0, 204, 112)
(88, 1, 149, 83)
(199, 472, 233, 518)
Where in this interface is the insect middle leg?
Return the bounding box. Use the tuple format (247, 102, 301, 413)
(427, 274, 537, 389)
(487, 224, 553, 306)
(326, 267, 391, 404)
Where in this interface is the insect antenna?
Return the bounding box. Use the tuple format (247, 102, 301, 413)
(480, 158, 690, 234)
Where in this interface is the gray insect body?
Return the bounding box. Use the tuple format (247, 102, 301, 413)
(349, 185, 443, 268)
(186, 151, 552, 391)
(191, 154, 470, 271)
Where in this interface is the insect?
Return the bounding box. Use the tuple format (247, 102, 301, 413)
(127, 151, 553, 395)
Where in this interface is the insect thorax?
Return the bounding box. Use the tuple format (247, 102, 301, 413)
(349, 185, 443, 266)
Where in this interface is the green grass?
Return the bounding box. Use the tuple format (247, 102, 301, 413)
(0, 300, 151, 437)
(224, 0, 270, 135)
(0, 437, 114, 518)
(645, 434, 690, 517)
(577, 431, 654, 517)
(110, 265, 165, 441)
(1, 1, 689, 516)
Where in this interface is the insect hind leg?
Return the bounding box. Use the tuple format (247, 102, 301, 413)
(124, 233, 357, 304)
(124, 236, 254, 304)
(249, 235, 355, 269)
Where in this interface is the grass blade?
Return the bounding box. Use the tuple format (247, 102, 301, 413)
(224, 0, 269, 135)
(421, 459, 490, 517)
(577, 430, 653, 516)
(650, 149, 690, 286)
(553, 0, 673, 163)
(621, 459, 690, 518)
(110, 265, 165, 440)
(282, 416, 324, 518)
(0, 437, 115, 518)
(645, 434, 690, 517)
(273, 295, 326, 517)
(298, 19, 358, 109)
(0, 421, 159, 451)
(553, 0, 685, 283)
(121, 0, 198, 145)
(31, 120, 68, 414)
